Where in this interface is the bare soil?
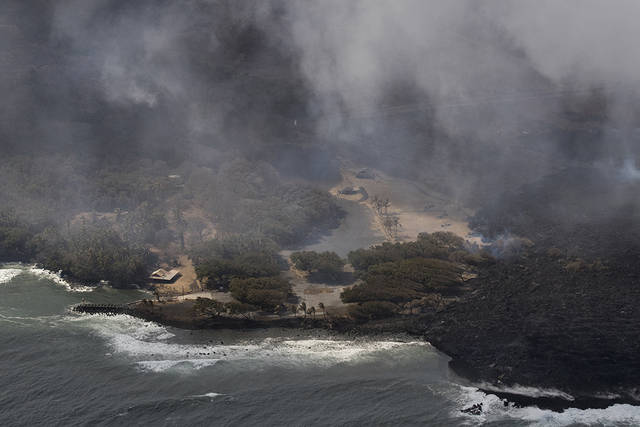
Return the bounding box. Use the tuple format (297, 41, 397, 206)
(330, 165, 482, 245)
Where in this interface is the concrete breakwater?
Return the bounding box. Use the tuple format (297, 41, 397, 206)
(72, 303, 135, 315)
(72, 299, 331, 330)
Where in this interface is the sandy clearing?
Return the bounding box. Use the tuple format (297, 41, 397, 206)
(331, 164, 483, 245)
(282, 260, 353, 311)
(175, 290, 233, 303)
(155, 254, 202, 297)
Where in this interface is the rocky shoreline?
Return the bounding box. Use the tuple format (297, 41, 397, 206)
(75, 295, 640, 413)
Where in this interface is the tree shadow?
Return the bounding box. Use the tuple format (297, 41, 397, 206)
(307, 271, 355, 286)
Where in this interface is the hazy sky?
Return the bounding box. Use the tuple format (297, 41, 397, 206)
(2, 0, 639, 202)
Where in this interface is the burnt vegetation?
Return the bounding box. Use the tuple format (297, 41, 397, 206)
(425, 168, 640, 396)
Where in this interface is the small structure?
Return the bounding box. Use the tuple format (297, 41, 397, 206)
(149, 268, 181, 283)
(167, 174, 185, 188)
(356, 168, 375, 179)
(339, 186, 360, 195)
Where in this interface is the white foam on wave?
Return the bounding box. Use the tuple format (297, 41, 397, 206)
(27, 266, 94, 292)
(0, 268, 22, 284)
(477, 382, 575, 401)
(137, 359, 221, 372)
(1, 263, 93, 291)
(194, 392, 223, 398)
(66, 313, 431, 373)
(451, 384, 640, 426)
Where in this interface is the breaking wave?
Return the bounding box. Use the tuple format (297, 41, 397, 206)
(137, 359, 221, 372)
(0, 263, 93, 292)
(451, 385, 640, 426)
(27, 266, 94, 292)
(0, 268, 22, 284)
(477, 382, 575, 401)
(65, 313, 430, 373)
(190, 392, 224, 399)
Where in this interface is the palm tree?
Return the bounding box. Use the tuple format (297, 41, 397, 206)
(383, 199, 390, 216)
(152, 286, 161, 302)
(383, 216, 394, 235)
(392, 216, 401, 237)
(299, 302, 307, 318)
(373, 195, 384, 215)
(318, 302, 327, 320)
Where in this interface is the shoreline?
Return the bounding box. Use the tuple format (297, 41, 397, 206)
(11, 160, 640, 415)
(72, 299, 640, 413)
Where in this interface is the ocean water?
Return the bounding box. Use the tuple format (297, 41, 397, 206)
(2, 264, 640, 426)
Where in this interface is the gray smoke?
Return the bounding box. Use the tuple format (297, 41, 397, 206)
(2, 0, 640, 204)
(280, 0, 640, 200)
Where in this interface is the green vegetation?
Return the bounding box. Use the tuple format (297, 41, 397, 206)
(192, 297, 226, 317)
(229, 276, 291, 312)
(347, 231, 487, 271)
(0, 156, 176, 286)
(0, 209, 154, 286)
(186, 159, 344, 246)
(0, 209, 38, 261)
(0, 156, 179, 222)
(347, 301, 399, 322)
(0, 154, 342, 290)
(189, 235, 282, 289)
(37, 226, 154, 286)
(290, 250, 345, 282)
(342, 232, 491, 317)
(342, 258, 463, 304)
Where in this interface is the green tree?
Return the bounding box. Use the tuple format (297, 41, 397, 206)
(299, 301, 307, 318)
(290, 250, 345, 282)
(229, 277, 291, 312)
(193, 297, 225, 317)
(318, 302, 327, 320)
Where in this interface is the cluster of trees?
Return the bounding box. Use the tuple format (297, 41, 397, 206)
(0, 151, 343, 294)
(347, 301, 399, 322)
(192, 297, 263, 319)
(187, 159, 344, 246)
(0, 155, 180, 223)
(347, 231, 489, 271)
(36, 226, 154, 286)
(90, 165, 180, 212)
(342, 232, 492, 320)
(294, 301, 327, 320)
(193, 295, 330, 320)
(0, 209, 39, 261)
(189, 235, 283, 289)
(342, 258, 464, 304)
(0, 155, 183, 281)
(0, 209, 154, 286)
(290, 250, 345, 282)
(229, 277, 291, 312)
(371, 195, 401, 238)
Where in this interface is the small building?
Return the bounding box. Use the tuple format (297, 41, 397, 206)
(356, 168, 375, 179)
(167, 174, 185, 188)
(149, 268, 181, 283)
(339, 186, 360, 195)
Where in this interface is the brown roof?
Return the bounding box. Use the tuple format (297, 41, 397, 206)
(149, 268, 181, 282)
